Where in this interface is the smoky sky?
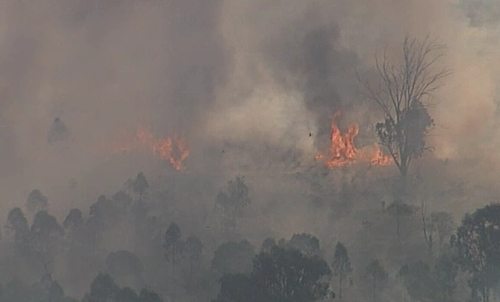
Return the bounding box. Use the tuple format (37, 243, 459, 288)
(0, 0, 498, 216)
(458, 0, 500, 27)
(0, 1, 227, 172)
(148, 0, 227, 133)
(0, 2, 499, 299)
(261, 14, 362, 136)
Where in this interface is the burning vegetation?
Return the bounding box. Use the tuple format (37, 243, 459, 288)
(44, 111, 390, 174)
(96, 126, 189, 171)
(315, 111, 392, 168)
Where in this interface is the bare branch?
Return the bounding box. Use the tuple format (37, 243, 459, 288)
(357, 36, 449, 178)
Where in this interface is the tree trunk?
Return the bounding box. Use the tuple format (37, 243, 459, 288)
(483, 287, 490, 302)
(172, 246, 176, 299)
(396, 214, 400, 240)
(189, 259, 193, 285)
(339, 275, 343, 300)
(399, 150, 408, 179)
(401, 164, 408, 178)
(396, 167, 408, 198)
(373, 277, 377, 302)
(421, 202, 432, 256)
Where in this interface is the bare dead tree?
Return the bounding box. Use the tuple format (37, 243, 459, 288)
(358, 35, 451, 180)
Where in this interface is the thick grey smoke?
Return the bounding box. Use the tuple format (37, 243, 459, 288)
(0, 0, 498, 219)
(0, 1, 500, 301)
(0, 0, 229, 214)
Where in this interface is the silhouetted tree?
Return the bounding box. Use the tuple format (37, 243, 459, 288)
(62, 208, 92, 289)
(86, 273, 119, 302)
(26, 189, 48, 216)
(47, 117, 70, 145)
(183, 236, 203, 282)
(398, 254, 458, 302)
(164, 223, 182, 263)
(421, 199, 434, 255)
(32, 211, 64, 237)
(452, 204, 500, 302)
(130, 198, 150, 250)
(428, 211, 454, 248)
(115, 287, 138, 302)
(30, 210, 64, 279)
(138, 289, 163, 302)
(88, 195, 121, 231)
(215, 176, 251, 232)
(31, 210, 64, 253)
(212, 240, 255, 275)
(133, 172, 149, 201)
(260, 237, 276, 253)
(358, 36, 450, 180)
(332, 242, 352, 300)
(214, 274, 255, 302)
(63, 209, 83, 231)
(164, 222, 182, 291)
(215, 245, 331, 302)
(5, 207, 33, 256)
(112, 190, 133, 215)
(253, 247, 331, 302)
(366, 259, 388, 302)
(87, 195, 120, 251)
(6, 207, 29, 234)
(386, 200, 415, 240)
(287, 233, 321, 257)
(399, 260, 439, 302)
(106, 250, 144, 285)
(80, 273, 162, 302)
(434, 253, 459, 302)
(48, 281, 65, 302)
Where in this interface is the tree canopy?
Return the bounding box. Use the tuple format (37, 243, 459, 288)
(214, 245, 331, 302)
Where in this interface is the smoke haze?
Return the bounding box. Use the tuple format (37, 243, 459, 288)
(0, 0, 494, 227)
(0, 0, 492, 214)
(0, 1, 498, 299)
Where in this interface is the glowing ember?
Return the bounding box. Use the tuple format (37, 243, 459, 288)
(316, 111, 392, 168)
(97, 126, 189, 171)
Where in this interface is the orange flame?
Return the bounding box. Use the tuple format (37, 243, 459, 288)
(97, 126, 189, 171)
(316, 111, 392, 168)
(370, 144, 393, 166)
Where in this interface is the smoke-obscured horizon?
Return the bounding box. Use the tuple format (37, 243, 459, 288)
(0, 0, 498, 229)
(1, 2, 500, 301)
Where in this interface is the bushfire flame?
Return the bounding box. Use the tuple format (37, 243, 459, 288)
(316, 111, 392, 168)
(370, 144, 393, 166)
(96, 126, 189, 171)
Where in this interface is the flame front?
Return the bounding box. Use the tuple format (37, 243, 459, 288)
(316, 111, 392, 168)
(370, 144, 392, 166)
(97, 126, 189, 171)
